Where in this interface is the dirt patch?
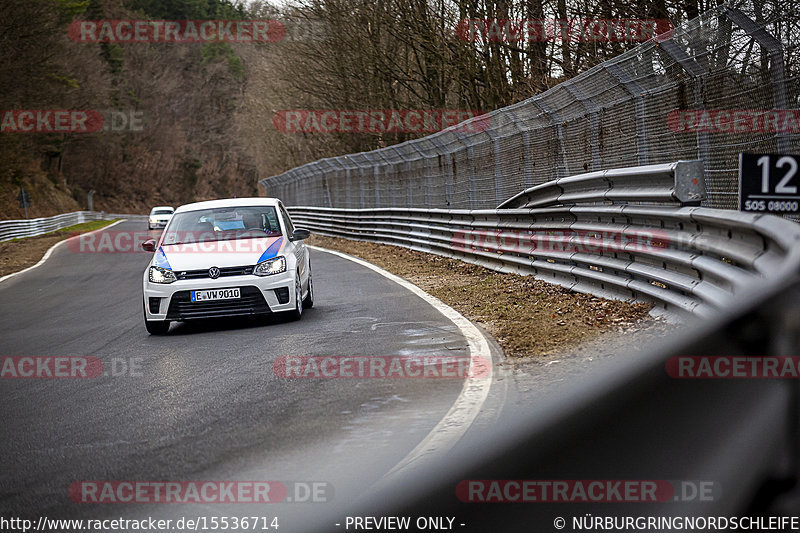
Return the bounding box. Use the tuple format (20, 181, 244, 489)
(0, 221, 116, 278)
(309, 235, 670, 359)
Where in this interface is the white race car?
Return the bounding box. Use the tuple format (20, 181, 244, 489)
(148, 206, 174, 230)
(141, 198, 313, 335)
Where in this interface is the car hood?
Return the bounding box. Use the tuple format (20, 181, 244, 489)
(154, 236, 284, 271)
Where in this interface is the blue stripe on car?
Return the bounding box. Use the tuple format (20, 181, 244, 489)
(257, 237, 283, 263)
(155, 247, 172, 270)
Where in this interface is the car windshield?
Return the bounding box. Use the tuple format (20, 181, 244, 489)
(152, 209, 173, 215)
(161, 206, 282, 245)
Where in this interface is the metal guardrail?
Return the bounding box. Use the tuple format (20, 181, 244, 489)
(497, 160, 707, 209)
(289, 168, 800, 320)
(104, 213, 149, 221)
(294, 162, 800, 526)
(0, 211, 146, 242)
(0, 211, 101, 242)
(340, 265, 800, 526)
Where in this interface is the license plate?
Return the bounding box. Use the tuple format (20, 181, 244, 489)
(191, 288, 241, 302)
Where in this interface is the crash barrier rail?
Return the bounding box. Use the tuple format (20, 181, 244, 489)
(497, 160, 707, 209)
(261, 0, 799, 214)
(345, 247, 800, 525)
(289, 162, 800, 319)
(296, 180, 800, 526)
(0, 211, 146, 242)
(295, 172, 800, 527)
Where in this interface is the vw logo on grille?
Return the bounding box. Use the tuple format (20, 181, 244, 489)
(208, 267, 221, 279)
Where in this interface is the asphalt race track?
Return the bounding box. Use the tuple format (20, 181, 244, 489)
(0, 219, 488, 527)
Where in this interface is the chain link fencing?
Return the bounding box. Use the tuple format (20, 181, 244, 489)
(260, 0, 799, 214)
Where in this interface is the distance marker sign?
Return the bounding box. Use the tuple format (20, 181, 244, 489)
(739, 153, 800, 215)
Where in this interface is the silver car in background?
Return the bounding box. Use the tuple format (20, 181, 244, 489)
(148, 206, 174, 230)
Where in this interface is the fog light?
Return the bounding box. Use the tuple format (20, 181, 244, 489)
(274, 287, 290, 304)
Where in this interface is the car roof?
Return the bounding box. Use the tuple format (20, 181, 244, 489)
(150, 206, 174, 211)
(173, 198, 281, 214)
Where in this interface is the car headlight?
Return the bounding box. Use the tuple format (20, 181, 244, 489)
(149, 265, 177, 284)
(254, 256, 286, 276)
(149, 217, 158, 223)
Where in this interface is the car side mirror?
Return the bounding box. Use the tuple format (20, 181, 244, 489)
(141, 239, 156, 252)
(291, 229, 311, 241)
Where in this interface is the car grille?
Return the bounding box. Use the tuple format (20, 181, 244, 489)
(165, 286, 270, 320)
(175, 265, 254, 280)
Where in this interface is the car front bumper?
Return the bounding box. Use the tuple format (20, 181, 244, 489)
(143, 270, 297, 321)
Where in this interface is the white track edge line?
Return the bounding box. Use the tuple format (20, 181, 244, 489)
(0, 219, 126, 285)
(307, 244, 494, 482)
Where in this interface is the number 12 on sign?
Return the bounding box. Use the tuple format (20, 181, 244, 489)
(739, 153, 800, 214)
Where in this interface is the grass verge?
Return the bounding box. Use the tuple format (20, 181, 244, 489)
(308, 234, 670, 359)
(1, 220, 118, 278)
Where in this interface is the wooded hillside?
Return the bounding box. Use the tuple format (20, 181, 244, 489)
(1, 0, 722, 218)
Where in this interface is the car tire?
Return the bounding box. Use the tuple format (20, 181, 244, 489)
(287, 275, 303, 321)
(145, 320, 170, 335)
(143, 301, 170, 335)
(302, 270, 314, 309)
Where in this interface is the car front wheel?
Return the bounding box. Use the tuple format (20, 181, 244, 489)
(302, 271, 314, 309)
(287, 275, 303, 321)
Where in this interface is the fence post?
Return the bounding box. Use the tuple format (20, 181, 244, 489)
(373, 151, 393, 208)
(605, 62, 649, 166)
(563, 79, 602, 171)
(534, 99, 569, 178)
(319, 161, 334, 208)
(353, 158, 368, 208)
(345, 167, 352, 209)
(491, 134, 503, 206)
(408, 143, 431, 208)
(723, 7, 793, 153)
(452, 129, 477, 209)
(658, 38, 711, 205)
(429, 135, 452, 208)
(522, 130, 533, 189)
